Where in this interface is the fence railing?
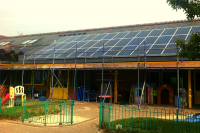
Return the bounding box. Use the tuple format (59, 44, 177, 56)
(0, 97, 73, 126)
(99, 102, 200, 133)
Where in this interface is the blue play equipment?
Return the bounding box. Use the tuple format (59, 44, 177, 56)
(173, 113, 200, 123)
(77, 87, 96, 101)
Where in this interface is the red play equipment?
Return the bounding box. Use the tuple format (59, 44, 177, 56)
(1, 94, 16, 106)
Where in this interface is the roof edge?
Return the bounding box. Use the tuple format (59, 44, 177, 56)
(2, 19, 200, 39)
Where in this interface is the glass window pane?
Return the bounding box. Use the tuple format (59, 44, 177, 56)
(34, 71, 43, 84)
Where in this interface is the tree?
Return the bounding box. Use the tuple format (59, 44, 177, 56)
(175, 32, 200, 60)
(166, 0, 200, 20)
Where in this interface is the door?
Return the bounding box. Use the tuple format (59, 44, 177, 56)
(50, 70, 69, 99)
(194, 72, 200, 104)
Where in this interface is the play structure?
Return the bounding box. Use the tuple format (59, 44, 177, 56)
(98, 84, 112, 104)
(131, 83, 157, 105)
(1, 86, 26, 107)
(156, 84, 175, 106)
(77, 87, 96, 101)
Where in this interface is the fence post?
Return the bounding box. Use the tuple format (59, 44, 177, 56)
(60, 102, 62, 124)
(0, 97, 1, 114)
(45, 100, 47, 126)
(22, 99, 25, 122)
(71, 100, 73, 124)
(99, 102, 102, 130)
(176, 109, 179, 133)
(102, 102, 104, 121)
(108, 104, 111, 131)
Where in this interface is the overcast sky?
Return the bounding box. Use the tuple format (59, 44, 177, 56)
(0, 0, 187, 36)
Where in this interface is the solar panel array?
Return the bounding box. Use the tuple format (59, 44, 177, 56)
(28, 26, 200, 59)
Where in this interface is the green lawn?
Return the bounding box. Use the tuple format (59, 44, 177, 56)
(0, 102, 61, 120)
(103, 117, 200, 133)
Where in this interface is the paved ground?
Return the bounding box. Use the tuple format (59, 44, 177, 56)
(0, 101, 200, 133)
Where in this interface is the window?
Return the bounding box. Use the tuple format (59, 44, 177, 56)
(1, 70, 11, 85)
(23, 70, 32, 84)
(60, 70, 68, 87)
(44, 71, 50, 85)
(34, 71, 43, 84)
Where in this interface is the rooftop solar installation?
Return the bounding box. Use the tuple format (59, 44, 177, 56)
(28, 26, 200, 59)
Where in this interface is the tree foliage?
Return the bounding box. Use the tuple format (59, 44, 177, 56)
(175, 32, 200, 60)
(167, 0, 200, 20)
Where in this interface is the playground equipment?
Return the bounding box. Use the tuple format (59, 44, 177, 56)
(1, 86, 26, 107)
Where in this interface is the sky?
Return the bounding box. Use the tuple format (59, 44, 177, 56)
(0, 0, 188, 36)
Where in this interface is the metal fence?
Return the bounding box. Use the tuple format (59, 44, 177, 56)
(0, 97, 73, 126)
(99, 102, 200, 133)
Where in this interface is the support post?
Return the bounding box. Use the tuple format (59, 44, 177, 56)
(114, 70, 118, 103)
(73, 44, 77, 103)
(177, 58, 179, 111)
(188, 70, 192, 108)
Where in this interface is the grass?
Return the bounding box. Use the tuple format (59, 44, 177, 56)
(0, 101, 61, 121)
(102, 117, 200, 133)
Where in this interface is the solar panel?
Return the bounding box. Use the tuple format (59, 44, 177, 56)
(113, 32, 128, 39)
(104, 39, 120, 46)
(155, 36, 172, 44)
(127, 38, 145, 45)
(124, 31, 139, 38)
(175, 27, 191, 34)
(73, 35, 88, 41)
(81, 41, 98, 48)
(114, 38, 132, 46)
(170, 35, 187, 43)
(137, 30, 151, 37)
(189, 26, 200, 34)
(161, 28, 176, 35)
(92, 40, 109, 47)
(103, 33, 117, 39)
(145, 37, 158, 44)
(148, 29, 163, 36)
(118, 46, 137, 56)
(92, 34, 107, 40)
(82, 35, 97, 41)
(105, 46, 123, 56)
(30, 26, 198, 59)
(57, 37, 70, 42)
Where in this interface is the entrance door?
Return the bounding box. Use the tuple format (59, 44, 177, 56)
(194, 72, 200, 104)
(161, 89, 169, 104)
(50, 70, 69, 99)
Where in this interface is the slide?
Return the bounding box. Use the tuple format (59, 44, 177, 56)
(1, 94, 10, 105)
(1, 94, 16, 106)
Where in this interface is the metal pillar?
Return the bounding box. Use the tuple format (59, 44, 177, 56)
(101, 44, 104, 102)
(114, 70, 118, 103)
(22, 43, 27, 86)
(73, 44, 77, 103)
(177, 58, 179, 111)
(188, 70, 192, 108)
